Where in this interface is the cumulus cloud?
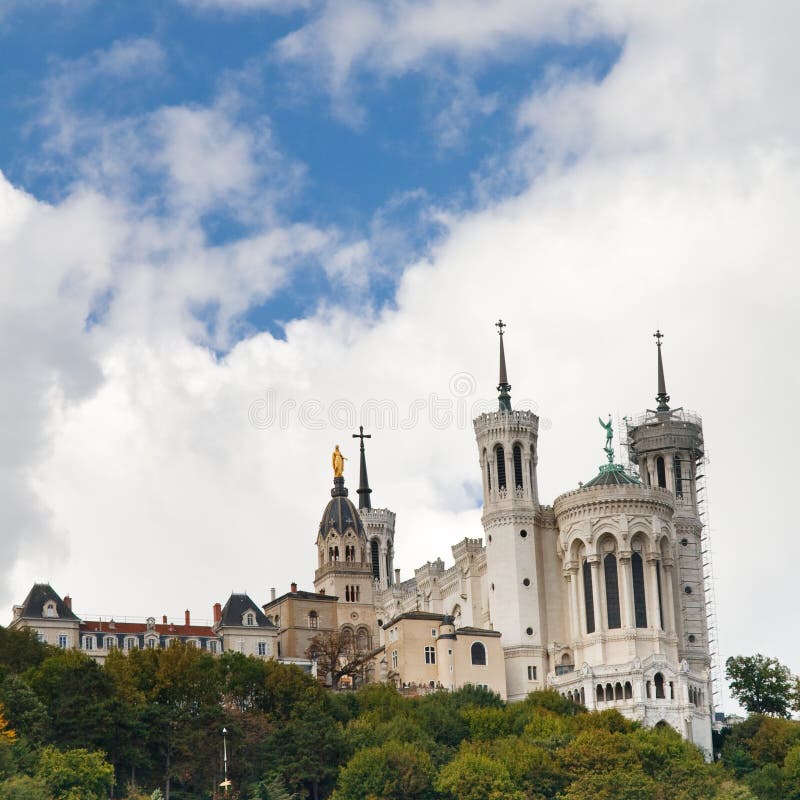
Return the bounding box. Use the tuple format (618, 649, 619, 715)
(2, 3, 800, 714)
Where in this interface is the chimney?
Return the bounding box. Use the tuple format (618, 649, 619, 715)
(213, 603, 222, 624)
(185, 609, 191, 626)
(162, 614, 167, 624)
(270, 587, 276, 601)
(394, 568, 401, 585)
(290, 582, 297, 593)
(64, 595, 72, 611)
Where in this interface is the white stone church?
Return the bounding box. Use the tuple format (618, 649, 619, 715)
(10, 326, 715, 755)
(321, 326, 715, 755)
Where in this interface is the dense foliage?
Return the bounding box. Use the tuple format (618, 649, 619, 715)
(0, 628, 796, 800)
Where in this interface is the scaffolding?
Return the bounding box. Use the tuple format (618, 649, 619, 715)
(695, 452, 724, 714)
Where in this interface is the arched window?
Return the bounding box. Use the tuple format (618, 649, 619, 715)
(631, 552, 648, 628)
(606, 683, 613, 701)
(471, 642, 487, 666)
(345, 544, 356, 562)
(656, 456, 666, 488)
(580, 687, 586, 705)
(513, 444, 523, 489)
(624, 681, 632, 699)
(485, 449, 491, 490)
(583, 560, 595, 634)
(614, 682, 623, 701)
(597, 684, 605, 702)
(673, 455, 683, 497)
(308, 611, 318, 629)
(495, 446, 506, 490)
(345, 586, 351, 602)
(654, 672, 665, 699)
(371, 539, 380, 579)
(386, 548, 392, 584)
(604, 553, 621, 629)
(646, 680, 651, 698)
(357, 628, 369, 652)
(669, 681, 675, 699)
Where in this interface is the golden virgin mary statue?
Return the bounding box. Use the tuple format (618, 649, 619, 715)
(332, 445, 347, 477)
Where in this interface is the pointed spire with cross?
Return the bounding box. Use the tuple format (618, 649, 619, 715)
(352, 425, 372, 510)
(496, 319, 512, 412)
(654, 329, 670, 412)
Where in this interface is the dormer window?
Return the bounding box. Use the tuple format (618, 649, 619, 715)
(43, 601, 57, 618)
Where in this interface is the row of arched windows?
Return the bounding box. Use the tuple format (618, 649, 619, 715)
(486, 443, 533, 492)
(583, 551, 664, 633)
(649, 454, 685, 499)
(344, 585, 361, 602)
(597, 681, 633, 702)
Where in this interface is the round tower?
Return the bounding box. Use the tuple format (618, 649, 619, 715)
(625, 332, 710, 677)
(473, 321, 544, 701)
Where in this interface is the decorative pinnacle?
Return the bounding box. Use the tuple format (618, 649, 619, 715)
(352, 425, 372, 510)
(495, 319, 512, 412)
(654, 329, 670, 412)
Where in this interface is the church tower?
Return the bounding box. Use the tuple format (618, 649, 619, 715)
(314, 456, 377, 648)
(353, 427, 396, 590)
(625, 333, 712, 681)
(473, 321, 547, 701)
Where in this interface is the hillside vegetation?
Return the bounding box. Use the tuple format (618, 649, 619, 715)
(0, 628, 796, 800)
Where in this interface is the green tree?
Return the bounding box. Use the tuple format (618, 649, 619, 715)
(726, 655, 796, 717)
(0, 630, 49, 675)
(36, 746, 113, 800)
(331, 740, 435, 800)
(435, 751, 524, 800)
(0, 775, 49, 800)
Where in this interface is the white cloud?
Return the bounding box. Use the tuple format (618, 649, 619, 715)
(3, 3, 800, 715)
(180, 0, 311, 12)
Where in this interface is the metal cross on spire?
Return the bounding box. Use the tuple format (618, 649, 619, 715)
(352, 425, 373, 510)
(496, 319, 506, 336)
(653, 329, 664, 347)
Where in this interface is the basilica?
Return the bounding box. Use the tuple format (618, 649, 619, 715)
(10, 326, 715, 755)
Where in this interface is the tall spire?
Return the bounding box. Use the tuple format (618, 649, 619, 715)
(496, 319, 512, 412)
(654, 329, 670, 412)
(352, 426, 372, 510)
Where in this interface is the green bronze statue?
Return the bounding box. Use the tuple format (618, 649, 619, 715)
(598, 415, 614, 463)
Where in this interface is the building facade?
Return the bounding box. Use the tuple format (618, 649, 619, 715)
(8, 328, 715, 754)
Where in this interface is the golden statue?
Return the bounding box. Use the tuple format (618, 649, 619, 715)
(332, 445, 347, 477)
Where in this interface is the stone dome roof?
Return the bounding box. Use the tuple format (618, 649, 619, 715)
(318, 478, 366, 538)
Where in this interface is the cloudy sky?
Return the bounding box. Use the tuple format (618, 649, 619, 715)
(1, 1, 798, 711)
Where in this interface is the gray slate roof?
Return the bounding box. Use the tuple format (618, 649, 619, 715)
(17, 583, 79, 620)
(219, 593, 275, 628)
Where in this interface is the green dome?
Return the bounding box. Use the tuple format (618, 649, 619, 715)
(582, 463, 643, 488)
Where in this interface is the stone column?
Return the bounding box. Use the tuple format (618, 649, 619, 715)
(588, 556, 604, 633)
(567, 566, 581, 642)
(618, 553, 635, 629)
(662, 560, 677, 634)
(645, 555, 662, 648)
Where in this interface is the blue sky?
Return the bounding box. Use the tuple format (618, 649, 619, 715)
(3, 1, 800, 710)
(1, 1, 620, 337)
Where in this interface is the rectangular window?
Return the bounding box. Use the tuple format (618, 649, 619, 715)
(83, 637, 94, 650)
(209, 640, 218, 654)
(106, 637, 115, 649)
(528, 665, 537, 681)
(583, 560, 595, 634)
(431, 628, 437, 637)
(58, 634, 68, 649)
(257, 642, 267, 656)
(424, 645, 436, 664)
(391, 650, 398, 669)
(126, 638, 136, 650)
(147, 638, 157, 649)
(36, 632, 46, 643)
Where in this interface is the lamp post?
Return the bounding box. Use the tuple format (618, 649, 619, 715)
(220, 727, 231, 796)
